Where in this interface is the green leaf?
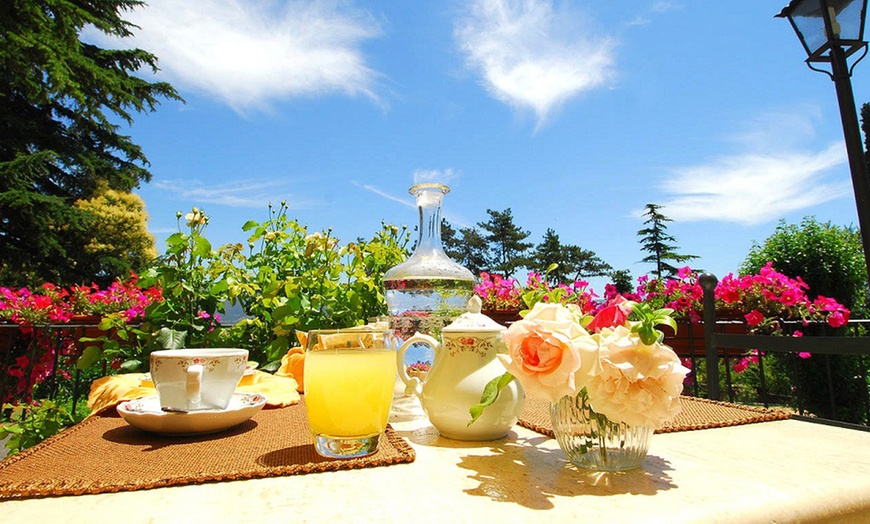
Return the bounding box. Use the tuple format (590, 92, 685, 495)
(468, 372, 515, 426)
(76, 346, 102, 370)
(156, 328, 187, 349)
(120, 359, 142, 372)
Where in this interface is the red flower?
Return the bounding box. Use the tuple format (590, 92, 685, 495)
(586, 296, 632, 333)
(744, 310, 765, 327)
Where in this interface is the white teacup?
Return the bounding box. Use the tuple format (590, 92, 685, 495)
(150, 348, 249, 412)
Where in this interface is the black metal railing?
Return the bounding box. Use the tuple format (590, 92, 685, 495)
(0, 322, 105, 421)
(699, 273, 870, 431)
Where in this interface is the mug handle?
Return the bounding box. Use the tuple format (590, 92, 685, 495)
(396, 333, 440, 398)
(186, 364, 203, 408)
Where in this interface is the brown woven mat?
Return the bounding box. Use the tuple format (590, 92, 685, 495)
(518, 396, 792, 438)
(0, 400, 415, 500)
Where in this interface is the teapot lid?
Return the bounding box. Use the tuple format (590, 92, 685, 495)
(443, 296, 506, 332)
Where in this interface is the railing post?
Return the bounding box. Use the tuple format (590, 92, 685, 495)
(700, 273, 720, 400)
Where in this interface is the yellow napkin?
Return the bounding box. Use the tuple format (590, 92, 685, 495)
(86, 371, 300, 417)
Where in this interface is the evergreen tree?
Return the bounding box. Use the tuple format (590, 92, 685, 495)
(563, 245, 612, 281)
(441, 219, 461, 260)
(455, 227, 489, 275)
(610, 269, 634, 295)
(478, 208, 532, 278)
(0, 0, 181, 286)
(529, 229, 612, 284)
(637, 203, 697, 279)
(529, 229, 564, 283)
(441, 220, 488, 274)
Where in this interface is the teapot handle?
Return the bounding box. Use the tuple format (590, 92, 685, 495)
(396, 332, 440, 398)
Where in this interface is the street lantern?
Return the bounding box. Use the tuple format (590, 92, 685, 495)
(778, 0, 867, 64)
(777, 0, 870, 283)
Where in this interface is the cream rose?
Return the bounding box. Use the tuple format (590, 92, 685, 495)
(498, 303, 599, 403)
(585, 324, 689, 429)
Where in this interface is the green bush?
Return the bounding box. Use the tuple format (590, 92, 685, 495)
(741, 216, 867, 313)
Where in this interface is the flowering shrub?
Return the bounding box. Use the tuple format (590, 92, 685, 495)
(475, 271, 597, 315)
(0, 274, 160, 325)
(632, 264, 850, 333)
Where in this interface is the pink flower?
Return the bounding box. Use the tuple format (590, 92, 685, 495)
(744, 310, 765, 327)
(798, 352, 812, 359)
(733, 358, 750, 373)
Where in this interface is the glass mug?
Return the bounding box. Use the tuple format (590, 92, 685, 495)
(304, 328, 397, 458)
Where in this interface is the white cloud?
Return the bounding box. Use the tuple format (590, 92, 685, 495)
(412, 168, 461, 186)
(454, 0, 616, 125)
(352, 182, 414, 208)
(658, 143, 850, 225)
(85, 0, 382, 112)
(154, 179, 303, 209)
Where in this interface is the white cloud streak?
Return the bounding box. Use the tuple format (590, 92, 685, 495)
(154, 179, 302, 208)
(352, 182, 414, 208)
(85, 0, 382, 112)
(658, 143, 850, 225)
(454, 0, 616, 125)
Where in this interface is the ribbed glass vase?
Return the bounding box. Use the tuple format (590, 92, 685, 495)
(549, 391, 652, 471)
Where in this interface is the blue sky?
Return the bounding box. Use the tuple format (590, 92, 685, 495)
(87, 1, 870, 292)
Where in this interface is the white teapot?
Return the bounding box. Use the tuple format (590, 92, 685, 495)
(396, 297, 524, 440)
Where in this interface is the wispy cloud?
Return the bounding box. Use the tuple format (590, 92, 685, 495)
(454, 0, 616, 126)
(658, 143, 850, 225)
(352, 181, 414, 208)
(153, 179, 306, 209)
(84, 0, 382, 113)
(412, 168, 461, 186)
(651, 2, 682, 13)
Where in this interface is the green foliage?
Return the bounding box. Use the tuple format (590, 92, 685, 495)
(610, 269, 634, 294)
(0, 0, 180, 287)
(443, 220, 488, 274)
(741, 216, 867, 312)
(0, 400, 79, 455)
(477, 208, 533, 278)
(637, 203, 698, 279)
(79, 208, 230, 372)
(629, 302, 677, 345)
(468, 371, 514, 425)
(529, 229, 612, 283)
(219, 204, 410, 366)
(73, 181, 158, 286)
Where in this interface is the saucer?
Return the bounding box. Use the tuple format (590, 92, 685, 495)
(117, 392, 267, 436)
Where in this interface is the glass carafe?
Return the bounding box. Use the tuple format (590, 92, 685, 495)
(384, 184, 475, 371)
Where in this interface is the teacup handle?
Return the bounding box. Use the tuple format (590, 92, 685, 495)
(396, 333, 440, 398)
(186, 364, 203, 407)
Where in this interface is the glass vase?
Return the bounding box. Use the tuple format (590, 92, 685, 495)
(549, 391, 652, 472)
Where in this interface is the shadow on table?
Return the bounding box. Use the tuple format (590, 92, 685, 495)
(456, 435, 676, 510)
(102, 419, 259, 451)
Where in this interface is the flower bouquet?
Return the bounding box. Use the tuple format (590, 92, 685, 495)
(471, 297, 689, 471)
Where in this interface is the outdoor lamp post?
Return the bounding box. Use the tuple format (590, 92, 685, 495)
(777, 0, 870, 282)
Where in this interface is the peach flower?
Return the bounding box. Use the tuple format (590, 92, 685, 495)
(499, 303, 599, 403)
(585, 324, 689, 429)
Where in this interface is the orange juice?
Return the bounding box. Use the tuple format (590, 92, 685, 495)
(305, 349, 396, 437)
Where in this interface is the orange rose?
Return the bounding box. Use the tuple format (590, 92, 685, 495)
(499, 303, 598, 403)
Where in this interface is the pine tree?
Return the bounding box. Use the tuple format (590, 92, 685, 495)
(478, 208, 532, 278)
(0, 0, 181, 286)
(529, 229, 612, 284)
(637, 203, 698, 279)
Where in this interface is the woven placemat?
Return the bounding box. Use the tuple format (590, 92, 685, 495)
(518, 396, 792, 438)
(0, 400, 415, 500)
